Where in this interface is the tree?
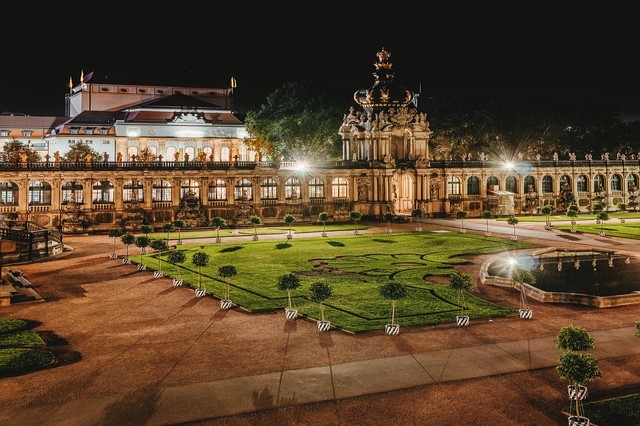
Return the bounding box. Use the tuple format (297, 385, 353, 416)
(210, 216, 226, 243)
(162, 223, 175, 241)
(108, 228, 124, 256)
(597, 211, 609, 235)
(449, 272, 475, 317)
(167, 250, 187, 282)
(507, 216, 519, 242)
(318, 211, 330, 236)
(481, 210, 493, 236)
(309, 281, 332, 323)
(244, 79, 347, 161)
(218, 265, 237, 301)
(411, 208, 423, 231)
(250, 215, 262, 240)
(349, 211, 362, 235)
(149, 239, 169, 274)
(62, 140, 100, 162)
(0, 140, 40, 162)
(191, 251, 210, 291)
(380, 282, 407, 326)
(276, 273, 301, 312)
(591, 201, 605, 216)
(455, 210, 468, 232)
(120, 233, 135, 262)
(283, 213, 296, 239)
(140, 224, 153, 236)
(567, 206, 579, 232)
(173, 219, 186, 243)
(555, 325, 601, 422)
(541, 204, 555, 229)
(135, 236, 151, 265)
(383, 212, 395, 233)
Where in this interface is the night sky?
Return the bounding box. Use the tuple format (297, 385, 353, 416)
(2, 6, 638, 119)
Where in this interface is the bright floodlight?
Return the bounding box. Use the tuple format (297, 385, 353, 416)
(294, 161, 308, 172)
(505, 161, 514, 170)
(508, 257, 518, 267)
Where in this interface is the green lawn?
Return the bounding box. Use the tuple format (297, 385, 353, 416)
(554, 222, 640, 239)
(0, 319, 54, 374)
(137, 231, 535, 332)
(496, 212, 640, 222)
(581, 393, 640, 425)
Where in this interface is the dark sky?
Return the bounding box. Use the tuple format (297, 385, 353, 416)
(2, 6, 639, 119)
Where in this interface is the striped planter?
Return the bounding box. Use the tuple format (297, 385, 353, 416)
(568, 385, 588, 401)
(459, 228, 466, 233)
(122, 258, 131, 265)
(153, 271, 163, 278)
(285, 308, 298, 320)
(568, 416, 590, 426)
(317, 320, 331, 332)
(253, 235, 259, 241)
(172, 278, 183, 287)
(415, 227, 422, 232)
(519, 308, 533, 319)
(141, 248, 148, 255)
(456, 315, 470, 327)
(321, 232, 328, 237)
(215, 238, 221, 243)
(510, 235, 518, 241)
(484, 232, 491, 237)
(220, 299, 233, 309)
(286, 233, 293, 240)
(109, 253, 118, 259)
(385, 324, 400, 335)
(385, 228, 392, 234)
(195, 288, 206, 297)
(137, 264, 147, 271)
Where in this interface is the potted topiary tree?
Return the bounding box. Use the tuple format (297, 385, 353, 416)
(277, 273, 301, 320)
(591, 202, 604, 225)
(108, 228, 123, 259)
(250, 215, 262, 241)
(449, 272, 475, 326)
(149, 239, 169, 278)
(134, 236, 151, 270)
(168, 250, 187, 286)
(218, 265, 237, 309)
(511, 267, 536, 319)
(140, 224, 153, 238)
(309, 281, 332, 332)
(567, 204, 579, 233)
(120, 233, 135, 264)
(210, 216, 226, 243)
(162, 222, 175, 242)
(173, 219, 186, 245)
(349, 211, 362, 235)
(616, 202, 627, 223)
(380, 281, 407, 335)
(383, 212, 395, 234)
(191, 251, 210, 297)
(283, 213, 296, 240)
(411, 208, 423, 232)
(596, 211, 609, 236)
(318, 211, 330, 237)
(507, 216, 519, 245)
(555, 324, 602, 426)
(481, 210, 493, 237)
(456, 210, 468, 233)
(541, 204, 555, 230)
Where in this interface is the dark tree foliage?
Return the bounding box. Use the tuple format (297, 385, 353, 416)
(62, 140, 100, 162)
(1, 140, 40, 162)
(244, 79, 353, 161)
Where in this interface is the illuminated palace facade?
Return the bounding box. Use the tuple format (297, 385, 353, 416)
(0, 49, 639, 233)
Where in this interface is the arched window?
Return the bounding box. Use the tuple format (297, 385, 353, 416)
(577, 175, 588, 192)
(309, 178, 325, 198)
(220, 146, 230, 161)
(152, 180, 172, 202)
(237, 142, 249, 161)
(594, 175, 605, 193)
(611, 174, 622, 191)
(184, 146, 195, 161)
(260, 178, 277, 200)
(0, 181, 18, 204)
(61, 181, 84, 204)
(234, 178, 253, 200)
(92, 180, 114, 203)
(28, 181, 52, 205)
(486, 176, 499, 191)
(524, 176, 536, 193)
(203, 146, 213, 160)
(208, 179, 227, 201)
(123, 180, 144, 202)
(331, 177, 348, 198)
(505, 176, 517, 193)
(180, 179, 199, 199)
(467, 176, 480, 195)
(127, 146, 138, 161)
(627, 174, 639, 191)
(542, 175, 553, 193)
(447, 176, 461, 195)
(166, 146, 177, 161)
(285, 177, 301, 199)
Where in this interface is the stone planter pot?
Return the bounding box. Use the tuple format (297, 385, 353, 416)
(220, 299, 233, 309)
(568, 415, 590, 426)
(317, 320, 331, 332)
(285, 308, 298, 320)
(172, 278, 183, 287)
(385, 323, 400, 335)
(456, 315, 470, 327)
(519, 308, 533, 319)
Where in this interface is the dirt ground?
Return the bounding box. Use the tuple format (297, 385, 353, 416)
(1, 221, 639, 426)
